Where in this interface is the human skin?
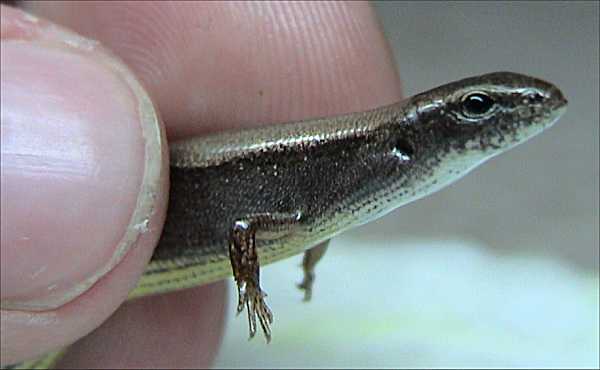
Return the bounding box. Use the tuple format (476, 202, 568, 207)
(1, 1, 402, 367)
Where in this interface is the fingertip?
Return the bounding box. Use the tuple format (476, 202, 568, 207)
(1, 6, 168, 365)
(25, 1, 403, 138)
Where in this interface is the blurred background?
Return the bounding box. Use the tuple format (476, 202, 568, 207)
(214, 2, 599, 368)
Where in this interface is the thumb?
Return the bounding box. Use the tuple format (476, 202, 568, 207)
(1, 6, 168, 365)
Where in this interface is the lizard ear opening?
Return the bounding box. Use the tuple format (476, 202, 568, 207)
(391, 137, 414, 161)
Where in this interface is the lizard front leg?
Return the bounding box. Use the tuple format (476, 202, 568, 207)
(228, 212, 302, 342)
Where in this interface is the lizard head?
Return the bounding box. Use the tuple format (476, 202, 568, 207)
(408, 71, 568, 159)
(378, 72, 567, 204)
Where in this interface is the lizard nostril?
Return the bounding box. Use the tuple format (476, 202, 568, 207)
(527, 92, 545, 104)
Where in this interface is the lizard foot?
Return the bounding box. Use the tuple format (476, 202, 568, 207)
(236, 281, 273, 342)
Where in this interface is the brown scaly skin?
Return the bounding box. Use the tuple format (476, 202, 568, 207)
(149, 71, 567, 340)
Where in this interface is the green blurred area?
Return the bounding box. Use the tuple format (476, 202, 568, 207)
(215, 238, 598, 368)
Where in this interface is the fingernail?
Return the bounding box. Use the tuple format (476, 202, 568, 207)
(1, 8, 166, 310)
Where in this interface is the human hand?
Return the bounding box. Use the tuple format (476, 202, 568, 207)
(1, 2, 402, 367)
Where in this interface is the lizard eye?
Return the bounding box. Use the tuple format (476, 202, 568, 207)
(461, 92, 496, 118)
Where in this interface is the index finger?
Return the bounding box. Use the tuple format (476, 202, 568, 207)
(26, 1, 402, 139)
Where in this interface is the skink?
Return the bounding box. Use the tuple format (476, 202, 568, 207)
(9, 71, 567, 369)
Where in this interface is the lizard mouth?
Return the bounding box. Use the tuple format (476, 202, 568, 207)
(509, 85, 568, 148)
(552, 85, 568, 109)
(537, 80, 568, 127)
(544, 90, 568, 131)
